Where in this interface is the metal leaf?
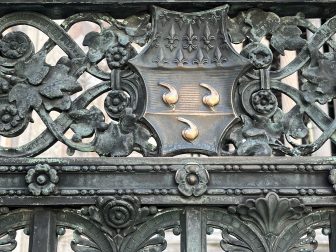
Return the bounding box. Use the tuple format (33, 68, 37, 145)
(0, 230, 17, 252)
(220, 228, 252, 252)
(8, 83, 42, 116)
(271, 25, 306, 55)
(284, 105, 308, 139)
(71, 229, 101, 252)
(288, 229, 318, 252)
(137, 229, 167, 252)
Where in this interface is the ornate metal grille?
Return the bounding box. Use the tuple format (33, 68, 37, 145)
(0, 1, 336, 251)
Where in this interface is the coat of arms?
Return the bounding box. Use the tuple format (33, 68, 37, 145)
(130, 6, 250, 155)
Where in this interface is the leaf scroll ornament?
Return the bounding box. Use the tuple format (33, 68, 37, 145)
(227, 9, 306, 54)
(9, 53, 83, 115)
(301, 51, 336, 104)
(83, 14, 150, 64)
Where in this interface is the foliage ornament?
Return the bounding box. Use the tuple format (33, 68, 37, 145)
(228, 193, 312, 250)
(79, 196, 159, 251)
(0, 5, 335, 158)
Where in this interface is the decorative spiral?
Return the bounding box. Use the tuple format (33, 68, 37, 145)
(102, 198, 136, 228)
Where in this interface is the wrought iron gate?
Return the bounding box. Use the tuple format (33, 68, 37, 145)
(1, 1, 336, 251)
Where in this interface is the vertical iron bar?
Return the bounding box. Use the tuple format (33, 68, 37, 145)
(180, 207, 206, 252)
(28, 208, 57, 252)
(330, 212, 336, 252)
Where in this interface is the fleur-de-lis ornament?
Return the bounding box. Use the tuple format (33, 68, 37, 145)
(202, 22, 215, 51)
(174, 49, 188, 67)
(175, 14, 188, 29)
(165, 24, 179, 51)
(212, 47, 227, 65)
(153, 47, 168, 65)
(182, 24, 198, 52)
(193, 48, 208, 66)
(159, 10, 170, 25)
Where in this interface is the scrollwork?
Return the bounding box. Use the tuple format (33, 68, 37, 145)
(0, 5, 335, 157)
(0, 10, 155, 158)
(224, 7, 336, 156)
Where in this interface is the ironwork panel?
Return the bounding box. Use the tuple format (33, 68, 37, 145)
(0, 1, 335, 251)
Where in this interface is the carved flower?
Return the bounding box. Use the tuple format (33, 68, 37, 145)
(106, 46, 130, 69)
(0, 31, 33, 59)
(251, 90, 277, 114)
(0, 104, 26, 137)
(0, 76, 11, 94)
(175, 163, 209, 197)
(104, 90, 130, 118)
(83, 14, 150, 64)
(329, 169, 336, 191)
(242, 43, 273, 69)
(86, 196, 157, 231)
(25, 164, 59, 196)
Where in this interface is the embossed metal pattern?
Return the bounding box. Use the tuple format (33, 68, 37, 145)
(0, 2, 336, 252)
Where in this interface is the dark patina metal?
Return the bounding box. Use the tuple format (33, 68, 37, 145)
(0, 1, 336, 251)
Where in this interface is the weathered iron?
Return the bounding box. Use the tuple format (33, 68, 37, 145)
(0, 1, 336, 251)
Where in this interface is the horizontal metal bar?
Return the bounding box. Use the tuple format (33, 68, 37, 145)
(2, 195, 336, 207)
(0, 1, 335, 19)
(0, 157, 334, 206)
(0, 156, 335, 165)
